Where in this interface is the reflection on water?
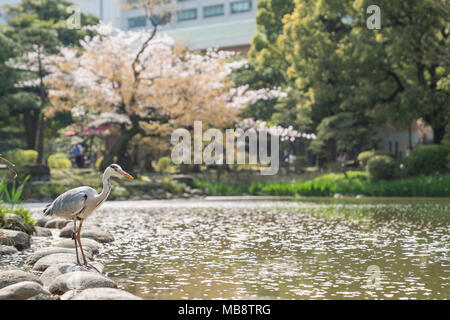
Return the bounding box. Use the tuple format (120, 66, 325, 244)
(11, 200, 450, 299)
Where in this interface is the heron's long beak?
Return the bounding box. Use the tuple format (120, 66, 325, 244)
(119, 170, 134, 179)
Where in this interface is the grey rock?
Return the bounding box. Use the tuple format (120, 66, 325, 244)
(0, 270, 42, 289)
(0, 245, 18, 255)
(59, 224, 107, 239)
(0, 281, 50, 300)
(34, 226, 52, 237)
(35, 217, 51, 227)
(333, 193, 344, 198)
(59, 289, 79, 300)
(3, 215, 34, 234)
(76, 228, 114, 243)
(59, 224, 114, 243)
(4, 213, 23, 223)
(26, 247, 93, 266)
(33, 253, 92, 272)
(48, 271, 117, 295)
(40, 262, 104, 287)
(64, 287, 142, 300)
(0, 229, 31, 250)
(54, 238, 102, 254)
(356, 194, 365, 199)
(27, 293, 60, 300)
(44, 218, 71, 229)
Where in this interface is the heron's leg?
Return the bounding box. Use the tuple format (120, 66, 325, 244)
(72, 218, 81, 265)
(76, 220, 100, 273)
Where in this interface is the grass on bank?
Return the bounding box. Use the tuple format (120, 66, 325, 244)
(194, 171, 450, 197)
(22, 168, 188, 200)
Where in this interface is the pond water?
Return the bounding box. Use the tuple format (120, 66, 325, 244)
(7, 199, 450, 299)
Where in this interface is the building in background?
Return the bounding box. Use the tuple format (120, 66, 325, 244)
(376, 119, 434, 160)
(0, 0, 257, 55)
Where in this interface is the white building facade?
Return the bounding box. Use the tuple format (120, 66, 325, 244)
(0, 0, 257, 54)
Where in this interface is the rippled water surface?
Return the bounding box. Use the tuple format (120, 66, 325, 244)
(10, 199, 450, 299)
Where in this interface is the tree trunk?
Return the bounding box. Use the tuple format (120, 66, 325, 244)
(100, 126, 140, 172)
(23, 109, 39, 150)
(36, 113, 46, 164)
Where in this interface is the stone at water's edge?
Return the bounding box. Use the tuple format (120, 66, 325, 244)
(0, 270, 42, 289)
(2, 213, 35, 235)
(44, 218, 71, 229)
(0, 229, 30, 250)
(32, 253, 92, 272)
(59, 225, 114, 243)
(28, 293, 60, 300)
(61, 288, 142, 300)
(26, 247, 93, 266)
(77, 229, 114, 243)
(35, 216, 51, 227)
(40, 262, 105, 287)
(34, 226, 52, 237)
(0, 245, 18, 255)
(48, 271, 117, 295)
(54, 238, 102, 254)
(0, 281, 50, 300)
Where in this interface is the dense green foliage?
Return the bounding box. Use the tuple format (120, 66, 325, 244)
(367, 155, 396, 181)
(238, 0, 450, 161)
(0, 0, 99, 158)
(403, 144, 450, 176)
(4, 148, 38, 167)
(48, 153, 71, 169)
(195, 172, 450, 197)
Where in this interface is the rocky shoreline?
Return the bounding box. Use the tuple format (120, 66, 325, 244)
(0, 215, 141, 300)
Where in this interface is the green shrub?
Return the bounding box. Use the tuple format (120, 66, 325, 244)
(358, 151, 375, 168)
(358, 150, 394, 168)
(48, 153, 72, 169)
(403, 144, 450, 176)
(5, 149, 38, 167)
(294, 156, 308, 173)
(161, 176, 185, 194)
(157, 157, 172, 173)
(367, 155, 397, 181)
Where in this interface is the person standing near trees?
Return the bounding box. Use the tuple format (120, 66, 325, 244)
(70, 142, 84, 168)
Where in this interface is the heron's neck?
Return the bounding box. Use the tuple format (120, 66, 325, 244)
(97, 173, 111, 204)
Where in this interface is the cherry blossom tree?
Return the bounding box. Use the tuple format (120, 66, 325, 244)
(45, 24, 286, 170)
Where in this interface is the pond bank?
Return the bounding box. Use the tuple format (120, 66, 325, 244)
(0, 215, 142, 300)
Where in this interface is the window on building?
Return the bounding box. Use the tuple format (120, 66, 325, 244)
(178, 8, 197, 22)
(204, 4, 224, 18)
(128, 16, 147, 28)
(231, 0, 252, 14)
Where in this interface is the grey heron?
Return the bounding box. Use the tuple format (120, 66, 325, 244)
(43, 164, 133, 270)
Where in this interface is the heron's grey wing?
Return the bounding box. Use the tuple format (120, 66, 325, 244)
(44, 188, 88, 218)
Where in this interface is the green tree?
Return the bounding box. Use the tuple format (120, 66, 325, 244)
(243, 0, 449, 156)
(231, 0, 295, 122)
(0, 0, 98, 162)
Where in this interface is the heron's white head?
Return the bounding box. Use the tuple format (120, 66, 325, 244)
(105, 164, 134, 179)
